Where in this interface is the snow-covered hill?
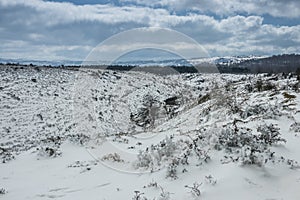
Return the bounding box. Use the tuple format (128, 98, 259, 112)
(1, 65, 300, 199)
(0, 55, 266, 67)
(189, 55, 268, 66)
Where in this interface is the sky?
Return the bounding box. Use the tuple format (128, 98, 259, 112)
(0, 0, 300, 61)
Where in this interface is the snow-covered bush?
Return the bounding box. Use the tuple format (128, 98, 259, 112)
(132, 191, 147, 200)
(290, 122, 300, 132)
(185, 182, 202, 197)
(244, 83, 254, 93)
(68, 160, 98, 168)
(37, 146, 62, 158)
(257, 124, 286, 145)
(101, 153, 124, 163)
(135, 136, 177, 170)
(166, 158, 179, 179)
(130, 94, 158, 129)
(292, 82, 299, 92)
(217, 122, 285, 166)
(37, 135, 63, 158)
(143, 180, 158, 189)
(135, 135, 211, 178)
(240, 103, 281, 119)
(276, 156, 300, 169)
(40, 136, 62, 146)
(213, 90, 241, 115)
(239, 145, 266, 166)
(142, 182, 171, 200)
(157, 187, 171, 200)
(67, 133, 90, 145)
(194, 147, 211, 164)
(112, 134, 129, 144)
(205, 175, 217, 185)
(0, 147, 15, 163)
(286, 159, 300, 169)
(136, 131, 214, 178)
(255, 80, 277, 92)
(136, 150, 155, 169)
(158, 136, 177, 158)
(218, 125, 254, 151)
(0, 188, 6, 195)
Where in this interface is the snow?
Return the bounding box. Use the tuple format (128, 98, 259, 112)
(1, 65, 300, 199)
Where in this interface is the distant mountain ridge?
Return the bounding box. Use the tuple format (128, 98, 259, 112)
(0, 55, 269, 67)
(216, 54, 300, 73)
(1, 54, 300, 73)
(0, 58, 82, 66)
(0, 55, 268, 66)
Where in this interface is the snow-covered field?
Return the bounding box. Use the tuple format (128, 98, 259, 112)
(1, 65, 300, 200)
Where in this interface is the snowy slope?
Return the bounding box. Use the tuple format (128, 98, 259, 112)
(1, 65, 300, 200)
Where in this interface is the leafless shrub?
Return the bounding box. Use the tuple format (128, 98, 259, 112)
(290, 122, 300, 132)
(132, 191, 147, 200)
(205, 175, 217, 185)
(158, 186, 171, 200)
(185, 182, 202, 197)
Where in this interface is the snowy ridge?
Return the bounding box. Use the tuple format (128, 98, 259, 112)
(189, 55, 268, 66)
(0, 65, 300, 199)
(0, 55, 267, 67)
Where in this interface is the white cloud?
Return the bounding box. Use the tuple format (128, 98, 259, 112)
(0, 0, 169, 26)
(217, 16, 263, 33)
(0, 0, 253, 28)
(0, 0, 299, 60)
(121, 0, 300, 18)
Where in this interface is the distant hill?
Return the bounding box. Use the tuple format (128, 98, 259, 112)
(1, 54, 300, 74)
(217, 54, 300, 73)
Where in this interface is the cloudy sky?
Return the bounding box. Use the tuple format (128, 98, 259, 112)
(1, 0, 300, 61)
